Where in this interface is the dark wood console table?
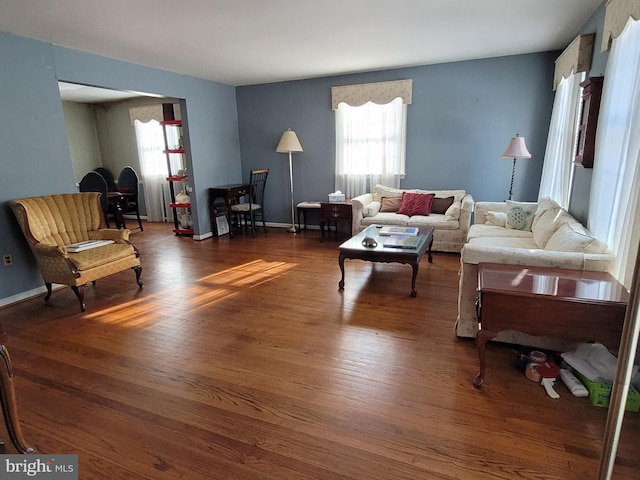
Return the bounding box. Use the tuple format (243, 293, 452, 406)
(473, 263, 629, 387)
(209, 184, 250, 238)
(0, 321, 35, 453)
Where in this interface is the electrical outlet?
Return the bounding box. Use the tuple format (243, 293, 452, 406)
(3, 253, 12, 267)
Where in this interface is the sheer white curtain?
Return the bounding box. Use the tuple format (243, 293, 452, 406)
(134, 119, 171, 222)
(335, 97, 407, 198)
(588, 18, 640, 287)
(538, 72, 584, 207)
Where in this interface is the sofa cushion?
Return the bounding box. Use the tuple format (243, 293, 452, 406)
(380, 197, 402, 212)
(431, 196, 454, 214)
(545, 222, 609, 254)
(485, 211, 506, 227)
(363, 201, 381, 217)
(409, 214, 459, 230)
(373, 185, 405, 202)
(467, 224, 533, 241)
(398, 192, 435, 216)
(361, 212, 410, 227)
(468, 236, 538, 249)
(534, 197, 560, 217)
(505, 200, 536, 231)
(531, 207, 574, 248)
(444, 201, 462, 220)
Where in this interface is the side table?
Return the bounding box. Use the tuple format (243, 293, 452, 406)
(0, 321, 35, 453)
(473, 263, 629, 387)
(320, 200, 352, 242)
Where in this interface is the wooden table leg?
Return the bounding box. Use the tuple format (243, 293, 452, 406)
(338, 253, 345, 290)
(410, 262, 419, 297)
(427, 236, 434, 263)
(473, 330, 495, 388)
(0, 345, 36, 454)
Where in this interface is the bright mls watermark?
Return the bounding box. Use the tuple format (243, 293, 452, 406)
(0, 455, 78, 479)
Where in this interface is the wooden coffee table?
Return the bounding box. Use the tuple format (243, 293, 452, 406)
(337, 225, 434, 297)
(473, 263, 629, 387)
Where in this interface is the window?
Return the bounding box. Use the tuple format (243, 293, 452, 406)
(332, 79, 412, 198)
(538, 72, 584, 208)
(588, 17, 640, 287)
(335, 98, 407, 198)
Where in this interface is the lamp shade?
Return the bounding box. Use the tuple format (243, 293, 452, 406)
(501, 134, 531, 159)
(276, 129, 303, 153)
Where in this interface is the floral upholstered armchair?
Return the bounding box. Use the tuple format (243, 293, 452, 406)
(10, 192, 143, 311)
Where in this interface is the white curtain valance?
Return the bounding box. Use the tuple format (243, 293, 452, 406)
(129, 105, 164, 125)
(602, 0, 640, 51)
(553, 34, 594, 90)
(331, 79, 412, 110)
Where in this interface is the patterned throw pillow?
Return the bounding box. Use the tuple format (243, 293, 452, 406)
(397, 192, 435, 216)
(505, 200, 536, 231)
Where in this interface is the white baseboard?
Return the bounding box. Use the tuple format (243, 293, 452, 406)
(0, 284, 64, 308)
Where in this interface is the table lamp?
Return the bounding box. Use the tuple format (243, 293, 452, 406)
(501, 134, 532, 201)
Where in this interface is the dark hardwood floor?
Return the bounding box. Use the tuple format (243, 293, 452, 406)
(1, 222, 638, 479)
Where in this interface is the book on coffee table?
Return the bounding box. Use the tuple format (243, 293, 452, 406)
(382, 235, 422, 249)
(379, 226, 419, 236)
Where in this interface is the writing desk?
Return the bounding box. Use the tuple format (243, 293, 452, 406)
(107, 191, 133, 229)
(209, 184, 250, 238)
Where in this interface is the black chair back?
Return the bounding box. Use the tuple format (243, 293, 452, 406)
(249, 169, 269, 207)
(117, 166, 144, 231)
(79, 171, 109, 213)
(117, 166, 139, 197)
(94, 167, 117, 192)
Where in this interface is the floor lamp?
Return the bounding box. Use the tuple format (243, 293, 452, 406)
(276, 129, 303, 233)
(501, 133, 532, 200)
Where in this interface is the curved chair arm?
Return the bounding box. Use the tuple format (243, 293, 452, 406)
(32, 243, 68, 258)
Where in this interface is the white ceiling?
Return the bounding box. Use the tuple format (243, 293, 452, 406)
(1, 0, 602, 90)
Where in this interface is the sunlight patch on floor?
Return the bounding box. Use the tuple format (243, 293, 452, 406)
(198, 259, 296, 287)
(85, 259, 296, 327)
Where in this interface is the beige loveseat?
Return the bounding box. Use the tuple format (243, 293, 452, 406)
(456, 198, 616, 348)
(351, 184, 475, 253)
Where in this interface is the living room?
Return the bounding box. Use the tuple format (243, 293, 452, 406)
(1, 2, 608, 306)
(0, 3, 636, 478)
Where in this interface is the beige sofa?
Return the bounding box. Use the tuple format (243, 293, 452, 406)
(351, 184, 474, 253)
(456, 198, 616, 349)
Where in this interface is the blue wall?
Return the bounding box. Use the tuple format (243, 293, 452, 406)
(0, 32, 241, 302)
(236, 52, 558, 224)
(0, 28, 561, 304)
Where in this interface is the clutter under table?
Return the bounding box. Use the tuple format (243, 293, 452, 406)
(473, 263, 629, 387)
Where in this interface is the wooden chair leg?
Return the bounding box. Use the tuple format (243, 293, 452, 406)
(71, 285, 86, 312)
(136, 206, 143, 231)
(133, 266, 143, 288)
(44, 283, 53, 302)
(0, 345, 36, 454)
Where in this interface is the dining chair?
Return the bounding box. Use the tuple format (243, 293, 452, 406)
(79, 171, 113, 227)
(117, 166, 144, 231)
(230, 169, 269, 237)
(93, 167, 117, 192)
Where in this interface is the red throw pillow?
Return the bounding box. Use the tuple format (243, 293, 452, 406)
(397, 192, 435, 216)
